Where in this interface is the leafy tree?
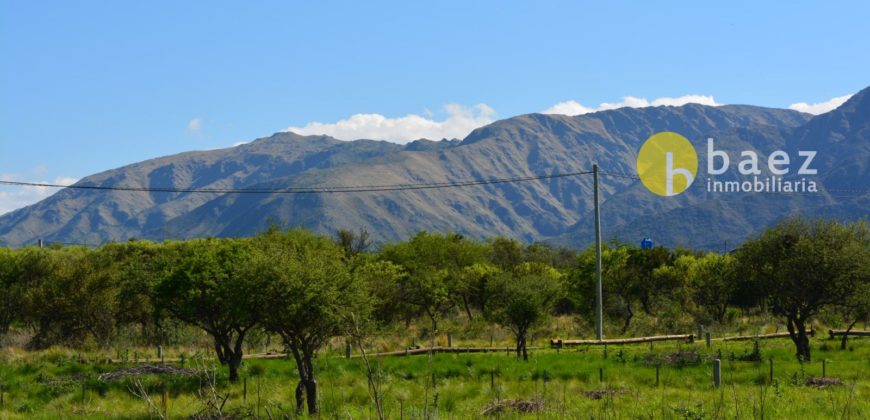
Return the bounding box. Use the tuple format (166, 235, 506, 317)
(657, 253, 740, 324)
(24, 246, 121, 348)
(567, 244, 630, 330)
(335, 228, 373, 260)
(484, 263, 563, 360)
(457, 262, 502, 316)
(525, 242, 577, 269)
(353, 258, 408, 325)
(831, 260, 870, 349)
(624, 246, 678, 316)
(380, 232, 485, 331)
(569, 243, 677, 333)
(99, 240, 170, 343)
(489, 237, 525, 271)
(156, 238, 262, 382)
(738, 218, 869, 361)
(255, 229, 369, 415)
(0, 248, 24, 337)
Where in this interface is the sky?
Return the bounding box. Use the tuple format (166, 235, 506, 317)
(1, 1, 869, 214)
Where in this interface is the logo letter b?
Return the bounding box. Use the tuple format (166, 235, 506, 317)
(666, 152, 694, 196)
(707, 138, 729, 175)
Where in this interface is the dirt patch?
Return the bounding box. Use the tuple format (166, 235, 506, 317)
(98, 365, 195, 381)
(480, 399, 543, 416)
(805, 376, 844, 388)
(582, 388, 629, 400)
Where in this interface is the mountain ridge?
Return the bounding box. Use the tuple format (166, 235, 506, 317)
(2, 91, 867, 249)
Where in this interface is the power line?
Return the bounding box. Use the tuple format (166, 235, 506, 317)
(0, 170, 595, 195)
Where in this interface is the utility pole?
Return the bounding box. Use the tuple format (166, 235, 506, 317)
(593, 164, 603, 340)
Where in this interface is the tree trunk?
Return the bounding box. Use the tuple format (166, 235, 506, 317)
(305, 378, 318, 414)
(295, 380, 305, 415)
(621, 301, 634, 334)
(641, 296, 654, 316)
(521, 335, 528, 361)
(516, 328, 528, 361)
(461, 296, 474, 321)
(227, 330, 246, 382)
(786, 317, 811, 361)
(427, 309, 438, 333)
(290, 348, 308, 415)
(841, 319, 859, 350)
(304, 355, 319, 414)
(228, 359, 240, 382)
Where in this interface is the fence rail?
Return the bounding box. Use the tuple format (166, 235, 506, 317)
(550, 334, 695, 348)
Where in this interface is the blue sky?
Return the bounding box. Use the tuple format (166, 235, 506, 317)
(1, 1, 869, 213)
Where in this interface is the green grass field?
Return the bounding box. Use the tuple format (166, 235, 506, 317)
(0, 334, 868, 419)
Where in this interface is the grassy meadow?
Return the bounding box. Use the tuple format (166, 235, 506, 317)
(0, 326, 867, 419)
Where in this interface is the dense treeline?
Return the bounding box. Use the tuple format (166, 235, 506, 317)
(0, 218, 867, 414)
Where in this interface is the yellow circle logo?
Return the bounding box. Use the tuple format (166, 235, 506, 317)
(636, 132, 698, 196)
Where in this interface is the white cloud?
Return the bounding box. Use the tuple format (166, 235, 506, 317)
(0, 174, 79, 216)
(788, 94, 853, 115)
(285, 104, 496, 144)
(543, 94, 720, 116)
(187, 118, 203, 134)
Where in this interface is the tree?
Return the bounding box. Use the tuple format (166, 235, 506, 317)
(737, 218, 869, 361)
(23, 246, 121, 348)
(99, 240, 170, 344)
(484, 262, 563, 360)
(623, 246, 678, 316)
(255, 229, 369, 415)
(335, 228, 372, 260)
(156, 238, 262, 382)
(353, 258, 408, 325)
(489, 237, 524, 271)
(0, 248, 24, 338)
(831, 260, 870, 349)
(567, 244, 631, 330)
(380, 232, 485, 331)
(659, 253, 740, 324)
(457, 262, 501, 316)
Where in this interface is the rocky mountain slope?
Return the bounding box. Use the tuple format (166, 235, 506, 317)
(2, 87, 868, 249)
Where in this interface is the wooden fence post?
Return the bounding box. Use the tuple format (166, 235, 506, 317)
(713, 359, 721, 387)
(161, 382, 168, 417)
(769, 358, 774, 383)
(656, 364, 660, 387)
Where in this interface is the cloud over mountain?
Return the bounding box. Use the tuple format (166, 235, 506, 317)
(788, 94, 853, 115)
(543, 94, 720, 116)
(285, 104, 496, 144)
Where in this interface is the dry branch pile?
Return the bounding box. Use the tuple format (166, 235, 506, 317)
(480, 399, 543, 416)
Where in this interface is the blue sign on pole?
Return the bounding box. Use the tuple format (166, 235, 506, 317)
(641, 237, 653, 250)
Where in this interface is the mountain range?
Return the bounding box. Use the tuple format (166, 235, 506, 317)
(2, 87, 868, 250)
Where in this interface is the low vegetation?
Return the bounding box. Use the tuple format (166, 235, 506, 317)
(0, 217, 866, 418)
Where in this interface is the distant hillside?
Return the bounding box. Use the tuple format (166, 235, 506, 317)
(2, 87, 868, 249)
